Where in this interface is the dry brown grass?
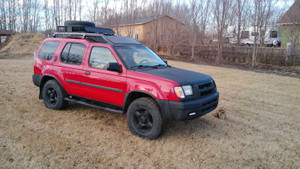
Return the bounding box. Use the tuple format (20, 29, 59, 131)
(0, 33, 46, 57)
(0, 55, 299, 169)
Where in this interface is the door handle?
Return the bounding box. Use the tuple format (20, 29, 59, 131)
(84, 71, 90, 75)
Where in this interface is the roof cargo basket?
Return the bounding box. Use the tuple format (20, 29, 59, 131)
(56, 21, 115, 36)
(52, 32, 109, 43)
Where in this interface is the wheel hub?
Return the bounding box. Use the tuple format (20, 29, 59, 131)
(133, 110, 153, 131)
(46, 88, 57, 103)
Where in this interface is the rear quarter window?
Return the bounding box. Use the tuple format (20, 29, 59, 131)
(38, 41, 60, 60)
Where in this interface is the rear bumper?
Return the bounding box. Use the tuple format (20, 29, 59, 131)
(158, 92, 219, 120)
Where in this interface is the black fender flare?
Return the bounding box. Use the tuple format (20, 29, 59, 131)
(39, 75, 66, 99)
(123, 90, 172, 121)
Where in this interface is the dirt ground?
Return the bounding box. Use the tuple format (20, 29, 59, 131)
(0, 55, 299, 169)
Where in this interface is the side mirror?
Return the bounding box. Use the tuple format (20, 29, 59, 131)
(107, 62, 122, 73)
(163, 59, 168, 64)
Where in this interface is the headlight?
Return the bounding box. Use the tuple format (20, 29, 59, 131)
(182, 85, 193, 96)
(174, 85, 193, 99)
(174, 87, 185, 99)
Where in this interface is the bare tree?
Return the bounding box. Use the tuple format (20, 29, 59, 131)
(189, 0, 200, 60)
(257, 0, 277, 47)
(52, 0, 58, 28)
(68, 0, 72, 20)
(78, 0, 82, 20)
(213, 0, 233, 64)
(168, 1, 188, 58)
(21, 0, 31, 32)
(150, 0, 163, 51)
(30, 0, 39, 32)
(250, 0, 278, 67)
(236, 0, 248, 45)
(110, 0, 123, 34)
(0, 0, 7, 30)
(252, 0, 259, 67)
(43, 0, 50, 30)
(199, 0, 210, 46)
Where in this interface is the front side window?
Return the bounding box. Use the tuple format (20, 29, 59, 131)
(89, 47, 117, 69)
(60, 43, 85, 65)
(38, 41, 60, 60)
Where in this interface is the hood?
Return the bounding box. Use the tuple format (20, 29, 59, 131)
(136, 67, 212, 86)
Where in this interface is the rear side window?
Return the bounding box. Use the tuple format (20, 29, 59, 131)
(61, 43, 86, 65)
(38, 41, 60, 60)
(89, 47, 117, 69)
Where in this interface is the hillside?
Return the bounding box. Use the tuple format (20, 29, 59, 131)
(0, 33, 46, 59)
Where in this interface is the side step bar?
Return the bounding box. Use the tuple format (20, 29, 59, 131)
(64, 97, 123, 114)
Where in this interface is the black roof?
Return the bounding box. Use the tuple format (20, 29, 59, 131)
(84, 26, 115, 35)
(105, 36, 141, 45)
(0, 30, 15, 35)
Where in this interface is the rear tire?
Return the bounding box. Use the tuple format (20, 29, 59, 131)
(127, 97, 163, 139)
(42, 80, 68, 110)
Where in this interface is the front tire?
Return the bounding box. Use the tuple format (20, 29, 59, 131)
(127, 97, 163, 139)
(42, 80, 68, 110)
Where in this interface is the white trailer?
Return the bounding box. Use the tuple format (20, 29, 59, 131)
(225, 26, 279, 46)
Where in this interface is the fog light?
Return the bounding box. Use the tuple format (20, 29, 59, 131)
(189, 112, 196, 116)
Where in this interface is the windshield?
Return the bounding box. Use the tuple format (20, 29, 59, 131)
(114, 45, 167, 69)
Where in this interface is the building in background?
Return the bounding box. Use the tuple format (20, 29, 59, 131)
(278, 0, 300, 49)
(109, 15, 185, 56)
(0, 30, 15, 43)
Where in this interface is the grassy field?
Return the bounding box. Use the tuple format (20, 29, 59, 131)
(0, 55, 299, 169)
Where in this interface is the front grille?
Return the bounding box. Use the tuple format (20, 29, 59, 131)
(198, 81, 215, 97)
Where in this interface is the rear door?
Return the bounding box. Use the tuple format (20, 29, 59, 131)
(82, 44, 127, 107)
(56, 42, 87, 97)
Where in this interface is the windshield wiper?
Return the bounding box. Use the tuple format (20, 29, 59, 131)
(130, 65, 152, 69)
(151, 64, 167, 68)
(130, 64, 167, 70)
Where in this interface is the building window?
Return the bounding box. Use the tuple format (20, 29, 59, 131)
(241, 31, 249, 39)
(270, 31, 278, 38)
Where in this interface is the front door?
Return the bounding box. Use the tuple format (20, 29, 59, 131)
(82, 45, 126, 107)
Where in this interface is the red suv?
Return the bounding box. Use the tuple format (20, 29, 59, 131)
(33, 21, 219, 139)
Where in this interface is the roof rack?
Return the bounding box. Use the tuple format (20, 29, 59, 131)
(53, 32, 104, 38)
(52, 32, 109, 43)
(56, 24, 115, 35)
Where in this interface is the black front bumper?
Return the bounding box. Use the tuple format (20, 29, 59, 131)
(158, 92, 219, 120)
